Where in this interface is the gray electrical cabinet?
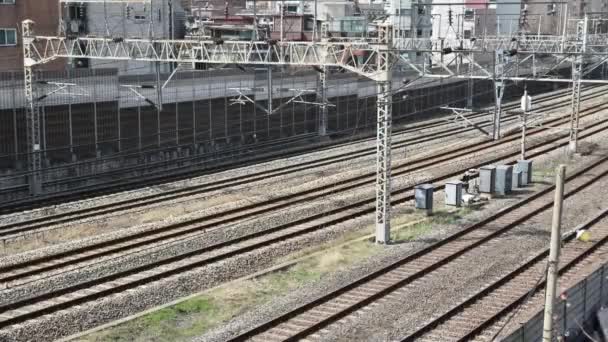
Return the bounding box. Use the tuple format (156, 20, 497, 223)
(479, 166, 496, 193)
(512, 170, 523, 189)
(445, 181, 463, 207)
(495, 165, 513, 196)
(415, 184, 434, 212)
(517, 160, 533, 185)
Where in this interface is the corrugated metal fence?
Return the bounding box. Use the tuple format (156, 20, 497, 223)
(505, 263, 608, 342)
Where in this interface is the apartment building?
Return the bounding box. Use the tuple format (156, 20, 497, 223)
(61, 0, 185, 75)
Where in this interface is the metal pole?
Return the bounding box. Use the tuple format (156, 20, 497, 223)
(467, 51, 474, 109)
(175, 77, 179, 146)
(521, 90, 528, 160)
(542, 164, 566, 342)
(192, 69, 197, 148)
(137, 84, 142, 151)
(22, 20, 42, 195)
(317, 67, 327, 136)
(253, 0, 257, 40)
(11, 72, 18, 160)
(156, 61, 163, 148)
(376, 24, 393, 244)
(313, 0, 317, 41)
(280, 0, 285, 41)
(117, 71, 121, 153)
(569, 16, 587, 154)
(92, 68, 99, 157)
(268, 66, 273, 114)
(317, 23, 328, 136)
(493, 50, 505, 141)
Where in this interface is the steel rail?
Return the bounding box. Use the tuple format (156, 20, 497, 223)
(1, 115, 607, 332)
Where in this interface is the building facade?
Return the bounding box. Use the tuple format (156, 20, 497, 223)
(0, 0, 63, 71)
(62, 0, 185, 75)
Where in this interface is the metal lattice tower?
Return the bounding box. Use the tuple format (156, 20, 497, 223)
(317, 22, 330, 137)
(569, 15, 588, 153)
(375, 24, 393, 244)
(22, 20, 42, 195)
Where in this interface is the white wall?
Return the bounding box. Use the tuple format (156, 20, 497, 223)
(431, 1, 475, 40)
(82, 0, 184, 75)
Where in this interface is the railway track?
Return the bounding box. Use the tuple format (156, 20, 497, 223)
(1, 85, 604, 239)
(2, 95, 608, 288)
(226, 156, 608, 342)
(1, 102, 608, 332)
(0, 84, 599, 215)
(0, 97, 606, 284)
(401, 208, 608, 342)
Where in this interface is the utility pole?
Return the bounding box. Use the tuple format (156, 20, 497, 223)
(542, 165, 566, 342)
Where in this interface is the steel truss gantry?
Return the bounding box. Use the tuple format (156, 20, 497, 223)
(22, 19, 397, 242)
(20, 12, 608, 242)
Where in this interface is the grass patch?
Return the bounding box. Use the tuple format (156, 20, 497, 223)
(533, 152, 576, 181)
(391, 208, 470, 243)
(78, 208, 472, 342)
(79, 231, 384, 342)
(392, 221, 433, 242)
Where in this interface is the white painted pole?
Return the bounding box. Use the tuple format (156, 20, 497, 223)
(521, 90, 528, 160)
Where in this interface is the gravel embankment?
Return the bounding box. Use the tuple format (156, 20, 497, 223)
(0, 88, 606, 341)
(1, 84, 594, 245)
(0, 118, 573, 306)
(197, 133, 608, 342)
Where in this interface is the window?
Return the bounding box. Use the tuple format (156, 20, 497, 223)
(0, 0, 16, 4)
(134, 15, 147, 20)
(464, 9, 474, 20)
(464, 30, 472, 39)
(0, 29, 17, 46)
(68, 5, 86, 20)
(287, 5, 297, 12)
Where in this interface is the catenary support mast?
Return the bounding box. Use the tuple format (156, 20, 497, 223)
(569, 16, 588, 153)
(22, 20, 42, 195)
(375, 24, 393, 244)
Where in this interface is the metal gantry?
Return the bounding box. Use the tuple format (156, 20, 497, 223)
(20, 6, 608, 243)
